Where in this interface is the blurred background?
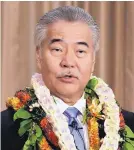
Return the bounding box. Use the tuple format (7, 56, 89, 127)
(1, 1, 134, 111)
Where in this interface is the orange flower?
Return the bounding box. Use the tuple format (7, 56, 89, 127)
(38, 136, 51, 150)
(87, 98, 103, 120)
(40, 118, 59, 147)
(15, 90, 31, 104)
(88, 117, 100, 150)
(6, 97, 24, 110)
(119, 112, 125, 129)
(40, 118, 48, 128)
(48, 131, 59, 147)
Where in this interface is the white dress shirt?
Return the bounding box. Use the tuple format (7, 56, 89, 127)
(53, 94, 89, 150)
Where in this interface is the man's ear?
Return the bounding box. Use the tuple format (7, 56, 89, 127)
(36, 47, 42, 70)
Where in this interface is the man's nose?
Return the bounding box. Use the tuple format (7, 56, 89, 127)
(60, 49, 76, 68)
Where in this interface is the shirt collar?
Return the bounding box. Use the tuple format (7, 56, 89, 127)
(53, 93, 86, 116)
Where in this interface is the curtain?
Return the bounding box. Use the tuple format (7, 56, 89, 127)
(1, 1, 134, 111)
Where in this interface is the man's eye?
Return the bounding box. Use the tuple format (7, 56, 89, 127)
(51, 48, 64, 56)
(52, 48, 62, 52)
(78, 50, 85, 53)
(77, 50, 86, 57)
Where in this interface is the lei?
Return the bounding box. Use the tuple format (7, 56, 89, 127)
(6, 73, 134, 150)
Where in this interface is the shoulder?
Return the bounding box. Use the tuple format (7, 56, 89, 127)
(1, 108, 15, 126)
(122, 109, 134, 132)
(1, 108, 27, 150)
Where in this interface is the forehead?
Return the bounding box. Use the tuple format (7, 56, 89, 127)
(45, 20, 93, 44)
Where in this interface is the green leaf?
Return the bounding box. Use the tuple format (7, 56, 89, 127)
(18, 122, 32, 136)
(18, 127, 27, 136)
(37, 135, 43, 142)
(84, 88, 92, 94)
(25, 139, 31, 146)
(13, 112, 18, 121)
(123, 141, 134, 150)
(35, 124, 42, 138)
(126, 138, 134, 147)
(29, 134, 37, 145)
(125, 125, 134, 138)
(23, 134, 37, 149)
(82, 110, 87, 124)
(23, 144, 30, 150)
(20, 119, 32, 127)
(13, 108, 32, 121)
(86, 78, 98, 89)
(23, 140, 33, 150)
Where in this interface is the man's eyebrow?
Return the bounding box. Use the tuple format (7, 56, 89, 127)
(76, 42, 89, 48)
(49, 39, 89, 48)
(49, 38, 63, 45)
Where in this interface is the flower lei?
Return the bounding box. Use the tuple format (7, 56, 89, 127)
(6, 73, 134, 150)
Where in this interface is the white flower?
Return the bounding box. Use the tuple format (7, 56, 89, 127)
(29, 105, 33, 109)
(32, 102, 40, 108)
(32, 73, 77, 150)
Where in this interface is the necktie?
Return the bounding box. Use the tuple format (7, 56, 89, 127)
(64, 107, 86, 150)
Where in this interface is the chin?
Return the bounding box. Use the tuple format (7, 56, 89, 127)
(55, 84, 80, 97)
(58, 90, 76, 97)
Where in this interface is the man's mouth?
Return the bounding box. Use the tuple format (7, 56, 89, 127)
(64, 75, 73, 78)
(58, 75, 77, 83)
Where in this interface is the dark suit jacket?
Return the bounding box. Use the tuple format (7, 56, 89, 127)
(1, 108, 134, 150)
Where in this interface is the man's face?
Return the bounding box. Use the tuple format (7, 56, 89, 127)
(36, 20, 95, 103)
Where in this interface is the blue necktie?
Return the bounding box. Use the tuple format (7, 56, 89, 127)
(64, 107, 86, 150)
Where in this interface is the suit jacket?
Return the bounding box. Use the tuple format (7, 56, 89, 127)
(1, 108, 134, 150)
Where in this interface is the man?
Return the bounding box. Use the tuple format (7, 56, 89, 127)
(1, 6, 134, 150)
